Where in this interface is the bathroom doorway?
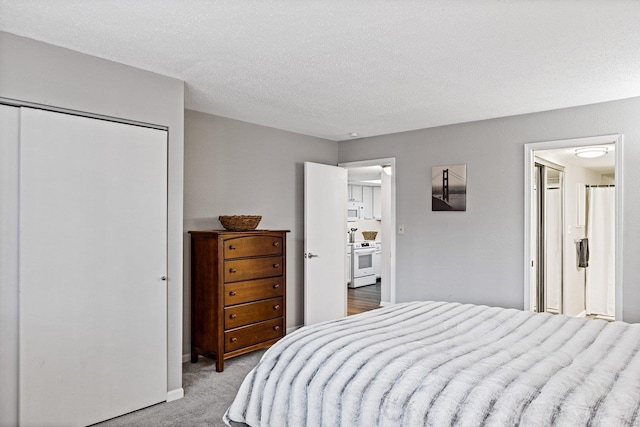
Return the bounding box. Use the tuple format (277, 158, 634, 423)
(524, 135, 623, 320)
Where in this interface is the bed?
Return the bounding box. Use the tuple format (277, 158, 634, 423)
(224, 301, 640, 426)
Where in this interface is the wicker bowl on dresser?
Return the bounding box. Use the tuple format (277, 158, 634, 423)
(188, 230, 288, 372)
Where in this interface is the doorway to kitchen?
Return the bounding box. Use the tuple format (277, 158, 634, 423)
(338, 158, 396, 316)
(524, 135, 623, 320)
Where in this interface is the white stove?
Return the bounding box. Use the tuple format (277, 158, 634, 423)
(349, 241, 377, 288)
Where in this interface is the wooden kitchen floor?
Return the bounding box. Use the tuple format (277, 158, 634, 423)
(348, 281, 381, 316)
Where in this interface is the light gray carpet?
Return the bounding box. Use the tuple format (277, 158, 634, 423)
(97, 350, 265, 427)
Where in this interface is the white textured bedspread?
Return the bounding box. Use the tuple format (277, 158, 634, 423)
(224, 301, 640, 426)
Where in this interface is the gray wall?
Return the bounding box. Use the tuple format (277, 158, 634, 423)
(183, 110, 338, 354)
(0, 32, 185, 423)
(338, 97, 640, 323)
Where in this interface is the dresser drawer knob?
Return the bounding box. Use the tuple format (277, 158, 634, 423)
(273, 326, 280, 331)
(273, 284, 280, 289)
(230, 337, 238, 343)
(272, 263, 280, 268)
(230, 314, 237, 319)
(229, 245, 236, 250)
(229, 268, 237, 273)
(273, 305, 280, 310)
(273, 241, 280, 247)
(229, 291, 237, 296)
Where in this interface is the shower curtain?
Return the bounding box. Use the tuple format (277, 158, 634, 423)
(585, 187, 615, 317)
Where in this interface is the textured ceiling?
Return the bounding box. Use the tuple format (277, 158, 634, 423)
(1, 1, 640, 141)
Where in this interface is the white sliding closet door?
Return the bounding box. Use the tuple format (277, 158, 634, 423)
(19, 108, 168, 426)
(0, 105, 20, 427)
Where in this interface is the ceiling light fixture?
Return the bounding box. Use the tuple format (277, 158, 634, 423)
(575, 147, 608, 158)
(382, 165, 392, 176)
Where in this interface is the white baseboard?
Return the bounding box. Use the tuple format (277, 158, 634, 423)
(379, 301, 392, 307)
(576, 310, 587, 317)
(166, 388, 184, 402)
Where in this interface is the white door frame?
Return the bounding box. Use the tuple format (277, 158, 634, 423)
(524, 135, 623, 320)
(338, 157, 396, 305)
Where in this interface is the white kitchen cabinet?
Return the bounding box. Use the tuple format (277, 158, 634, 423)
(349, 185, 363, 202)
(346, 247, 352, 285)
(348, 184, 380, 220)
(373, 186, 381, 219)
(374, 246, 381, 279)
(362, 186, 373, 219)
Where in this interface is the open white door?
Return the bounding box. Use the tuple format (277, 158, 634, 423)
(304, 162, 347, 325)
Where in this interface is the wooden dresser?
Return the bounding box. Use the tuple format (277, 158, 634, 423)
(189, 230, 288, 371)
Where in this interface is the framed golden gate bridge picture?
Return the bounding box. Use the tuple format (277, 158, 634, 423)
(432, 164, 467, 211)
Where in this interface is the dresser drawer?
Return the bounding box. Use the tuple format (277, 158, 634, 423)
(224, 297, 283, 329)
(224, 277, 284, 305)
(225, 256, 283, 283)
(223, 235, 283, 259)
(225, 318, 283, 352)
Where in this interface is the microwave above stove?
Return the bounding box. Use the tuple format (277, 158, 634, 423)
(347, 201, 363, 221)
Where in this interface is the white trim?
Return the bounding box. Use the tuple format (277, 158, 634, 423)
(615, 137, 624, 321)
(0, 97, 167, 131)
(379, 301, 393, 307)
(576, 310, 587, 318)
(182, 353, 192, 363)
(524, 134, 623, 321)
(338, 158, 397, 305)
(166, 388, 184, 402)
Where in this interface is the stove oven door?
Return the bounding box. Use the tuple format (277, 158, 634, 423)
(353, 248, 375, 278)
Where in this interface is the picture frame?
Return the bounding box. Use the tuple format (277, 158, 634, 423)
(432, 164, 467, 211)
